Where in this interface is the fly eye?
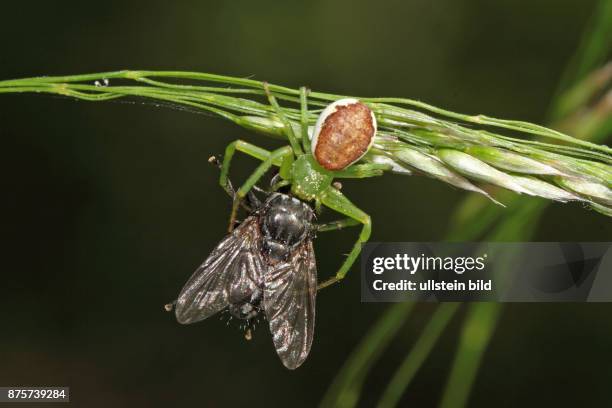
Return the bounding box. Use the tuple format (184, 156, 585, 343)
(311, 98, 377, 171)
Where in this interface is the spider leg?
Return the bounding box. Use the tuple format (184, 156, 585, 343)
(218, 139, 296, 231)
(317, 186, 371, 290)
(263, 82, 304, 156)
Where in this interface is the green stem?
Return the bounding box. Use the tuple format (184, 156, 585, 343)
(1, 70, 609, 161)
(320, 303, 415, 408)
(438, 303, 502, 408)
(377, 303, 460, 408)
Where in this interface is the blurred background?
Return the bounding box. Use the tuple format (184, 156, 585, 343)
(1, 0, 611, 406)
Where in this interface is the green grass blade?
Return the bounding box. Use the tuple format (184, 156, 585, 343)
(439, 4, 612, 407)
(320, 303, 414, 408)
(376, 303, 460, 408)
(437, 303, 502, 408)
(550, 0, 612, 119)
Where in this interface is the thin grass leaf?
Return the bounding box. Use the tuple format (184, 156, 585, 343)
(377, 303, 460, 408)
(550, 0, 612, 118)
(438, 303, 502, 408)
(320, 303, 414, 408)
(440, 6, 612, 406)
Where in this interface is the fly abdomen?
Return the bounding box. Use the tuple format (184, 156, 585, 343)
(228, 301, 259, 320)
(228, 288, 262, 320)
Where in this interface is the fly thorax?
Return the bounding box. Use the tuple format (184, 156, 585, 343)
(262, 240, 291, 263)
(260, 193, 314, 263)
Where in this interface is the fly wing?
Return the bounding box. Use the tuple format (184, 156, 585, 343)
(264, 240, 317, 369)
(175, 216, 266, 324)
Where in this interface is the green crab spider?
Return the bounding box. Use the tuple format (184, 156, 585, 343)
(218, 83, 391, 289)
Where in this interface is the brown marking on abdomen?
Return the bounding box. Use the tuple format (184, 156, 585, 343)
(314, 102, 375, 171)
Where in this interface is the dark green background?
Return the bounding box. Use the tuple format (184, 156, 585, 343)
(1, 1, 610, 407)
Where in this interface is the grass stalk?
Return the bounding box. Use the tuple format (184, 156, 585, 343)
(319, 303, 414, 408)
(1, 69, 610, 215)
(439, 5, 612, 408)
(437, 304, 502, 408)
(376, 303, 460, 408)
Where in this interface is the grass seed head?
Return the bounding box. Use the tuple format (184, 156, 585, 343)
(512, 176, 584, 202)
(465, 146, 564, 176)
(555, 177, 612, 206)
(367, 154, 412, 175)
(437, 149, 534, 196)
(393, 148, 502, 205)
(2, 70, 609, 216)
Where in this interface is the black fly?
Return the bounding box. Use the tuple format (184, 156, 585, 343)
(171, 192, 317, 369)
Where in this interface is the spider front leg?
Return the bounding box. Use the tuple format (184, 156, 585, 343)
(263, 82, 304, 156)
(219, 141, 294, 231)
(317, 186, 371, 290)
(209, 155, 263, 212)
(219, 140, 282, 196)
